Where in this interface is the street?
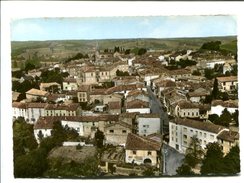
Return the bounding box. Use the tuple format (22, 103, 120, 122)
(162, 143, 185, 176)
(147, 86, 169, 134)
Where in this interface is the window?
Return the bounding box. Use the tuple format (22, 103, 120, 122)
(204, 133, 207, 138)
(109, 129, 114, 133)
(183, 134, 187, 139)
(133, 151, 136, 155)
(200, 132, 202, 136)
(210, 134, 214, 140)
(190, 129, 193, 133)
(175, 132, 178, 136)
(192, 112, 194, 116)
(183, 127, 187, 133)
(204, 140, 207, 145)
(171, 137, 174, 141)
(176, 126, 178, 130)
(183, 141, 187, 145)
(148, 151, 152, 156)
(122, 130, 127, 133)
(176, 138, 178, 142)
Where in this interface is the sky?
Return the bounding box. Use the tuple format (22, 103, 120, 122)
(11, 16, 237, 41)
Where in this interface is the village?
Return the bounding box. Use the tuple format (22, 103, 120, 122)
(12, 40, 239, 177)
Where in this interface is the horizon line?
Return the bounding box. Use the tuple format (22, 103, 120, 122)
(11, 35, 237, 42)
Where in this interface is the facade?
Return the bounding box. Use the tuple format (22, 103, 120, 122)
(26, 103, 46, 124)
(217, 76, 238, 92)
(217, 130, 239, 155)
(63, 78, 78, 91)
(40, 82, 61, 93)
(125, 133, 162, 167)
(169, 118, 228, 153)
(26, 88, 48, 101)
(77, 85, 91, 103)
(136, 114, 161, 136)
(104, 121, 132, 145)
(125, 99, 150, 114)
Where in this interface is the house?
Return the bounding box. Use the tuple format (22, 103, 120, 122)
(125, 99, 150, 114)
(46, 94, 67, 103)
(174, 100, 210, 119)
(104, 121, 133, 145)
(89, 89, 107, 103)
(119, 112, 138, 126)
(81, 67, 97, 85)
(34, 116, 59, 143)
(187, 88, 210, 103)
(77, 85, 91, 103)
(125, 133, 162, 167)
(12, 102, 27, 120)
(169, 118, 228, 153)
(169, 68, 191, 81)
(217, 130, 239, 155)
(39, 82, 61, 93)
(217, 76, 238, 92)
(108, 101, 121, 115)
(94, 105, 107, 112)
(103, 93, 123, 105)
(44, 103, 81, 117)
(63, 78, 78, 91)
(136, 114, 161, 136)
(26, 103, 46, 124)
(34, 115, 119, 141)
(26, 88, 48, 101)
(126, 90, 149, 103)
(211, 100, 238, 116)
(153, 79, 176, 97)
(98, 67, 111, 82)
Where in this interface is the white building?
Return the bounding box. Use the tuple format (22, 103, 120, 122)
(125, 99, 150, 114)
(217, 76, 238, 92)
(12, 102, 27, 120)
(61, 119, 84, 136)
(63, 78, 78, 91)
(169, 118, 227, 153)
(136, 114, 161, 136)
(211, 100, 238, 116)
(26, 103, 46, 124)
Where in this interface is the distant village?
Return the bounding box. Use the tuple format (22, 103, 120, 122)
(12, 40, 239, 177)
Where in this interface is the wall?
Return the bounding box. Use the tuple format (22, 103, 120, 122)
(126, 108, 150, 114)
(125, 149, 158, 166)
(137, 117, 161, 136)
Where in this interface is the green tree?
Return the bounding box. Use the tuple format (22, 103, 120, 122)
(13, 118, 38, 159)
(184, 136, 204, 168)
(143, 167, 155, 176)
(192, 70, 201, 76)
(232, 110, 239, 127)
(201, 142, 225, 175)
(215, 108, 232, 127)
(212, 78, 219, 99)
(94, 129, 104, 148)
(14, 148, 48, 178)
(223, 145, 240, 174)
(176, 164, 195, 176)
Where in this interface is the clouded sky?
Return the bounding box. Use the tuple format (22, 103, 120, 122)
(11, 16, 237, 41)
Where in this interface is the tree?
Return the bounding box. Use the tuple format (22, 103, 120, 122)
(143, 167, 155, 176)
(212, 78, 219, 99)
(216, 108, 232, 127)
(223, 145, 240, 174)
(232, 110, 239, 127)
(201, 41, 221, 51)
(184, 136, 204, 168)
(51, 121, 67, 145)
(13, 118, 38, 159)
(14, 148, 48, 178)
(176, 164, 195, 176)
(204, 68, 215, 80)
(201, 142, 225, 175)
(192, 70, 201, 76)
(94, 129, 104, 148)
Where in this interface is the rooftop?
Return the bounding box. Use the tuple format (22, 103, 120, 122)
(125, 133, 161, 151)
(172, 118, 225, 134)
(217, 130, 239, 142)
(217, 76, 238, 82)
(26, 88, 48, 96)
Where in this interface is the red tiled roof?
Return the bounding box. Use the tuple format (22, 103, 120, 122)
(125, 133, 161, 151)
(26, 88, 48, 96)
